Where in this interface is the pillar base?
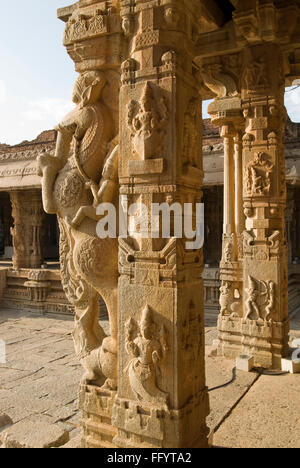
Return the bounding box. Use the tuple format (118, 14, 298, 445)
(218, 316, 290, 369)
(113, 390, 210, 449)
(79, 384, 117, 448)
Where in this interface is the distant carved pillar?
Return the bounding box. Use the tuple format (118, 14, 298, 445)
(203, 57, 245, 356)
(241, 44, 289, 368)
(10, 190, 45, 269)
(113, 0, 209, 449)
(234, 130, 245, 244)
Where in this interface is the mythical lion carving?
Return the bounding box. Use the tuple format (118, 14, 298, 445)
(37, 70, 119, 390)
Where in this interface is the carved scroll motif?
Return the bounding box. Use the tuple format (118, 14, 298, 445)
(64, 12, 108, 45)
(219, 281, 242, 318)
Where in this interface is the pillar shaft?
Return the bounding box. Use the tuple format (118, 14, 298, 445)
(234, 131, 244, 239)
(222, 125, 236, 236)
(241, 44, 289, 368)
(113, 0, 209, 448)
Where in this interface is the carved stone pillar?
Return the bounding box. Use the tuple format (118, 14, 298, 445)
(10, 190, 45, 269)
(241, 44, 290, 368)
(113, 0, 209, 449)
(205, 72, 245, 356)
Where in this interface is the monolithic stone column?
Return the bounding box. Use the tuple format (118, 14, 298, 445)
(241, 44, 289, 368)
(234, 130, 245, 244)
(113, 0, 209, 448)
(49, 0, 123, 449)
(222, 124, 235, 238)
(205, 83, 245, 357)
(10, 190, 45, 269)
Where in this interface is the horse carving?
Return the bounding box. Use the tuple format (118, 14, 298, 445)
(37, 70, 119, 390)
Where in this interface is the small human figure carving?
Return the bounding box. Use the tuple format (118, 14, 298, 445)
(246, 152, 274, 196)
(71, 142, 118, 227)
(125, 306, 169, 408)
(220, 282, 242, 317)
(127, 82, 169, 159)
(245, 276, 275, 321)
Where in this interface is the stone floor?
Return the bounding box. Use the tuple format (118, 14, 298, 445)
(0, 308, 299, 448)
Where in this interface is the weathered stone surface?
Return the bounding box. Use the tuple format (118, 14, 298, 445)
(0, 417, 69, 448)
(213, 374, 300, 448)
(206, 356, 258, 433)
(60, 434, 82, 449)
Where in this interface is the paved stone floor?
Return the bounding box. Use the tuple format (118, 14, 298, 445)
(0, 308, 299, 448)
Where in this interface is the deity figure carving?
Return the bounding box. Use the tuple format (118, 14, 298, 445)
(125, 306, 169, 409)
(222, 233, 235, 263)
(182, 98, 200, 167)
(245, 152, 274, 196)
(245, 276, 275, 321)
(127, 82, 169, 160)
(243, 55, 269, 90)
(37, 70, 119, 390)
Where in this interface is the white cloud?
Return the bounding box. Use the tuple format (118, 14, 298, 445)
(23, 98, 74, 122)
(0, 80, 7, 104)
(285, 86, 300, 123)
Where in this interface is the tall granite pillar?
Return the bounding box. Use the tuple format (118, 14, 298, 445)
(10, 190, 45, 269)
(204, 78, 245, 357)
(112, 0, 209, 448)
(241, 45, 289, 368)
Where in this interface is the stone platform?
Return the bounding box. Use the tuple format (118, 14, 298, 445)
(0, 309, 299, 448)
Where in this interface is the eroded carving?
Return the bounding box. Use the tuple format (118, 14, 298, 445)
(37, 70, 119, 390)
(245, 276, 275, 321)
(127, 82, 169, 160)
(125, 306, 169, 408)
(245, 152, 274, 196)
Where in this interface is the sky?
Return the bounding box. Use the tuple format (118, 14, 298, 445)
(0, 1, 299, 146)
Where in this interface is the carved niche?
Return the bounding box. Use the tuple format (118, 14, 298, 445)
(125, 305, 169, 409)
(245, 152, 274, 196)
(222, 233, 235, 263)
(245, 275, 275, 322)
(127, 82, 169, 160)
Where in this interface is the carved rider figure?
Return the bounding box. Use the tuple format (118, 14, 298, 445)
(37, 70, 119, 390)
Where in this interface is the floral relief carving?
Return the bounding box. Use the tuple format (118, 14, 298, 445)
(64, 12, 107, 45)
